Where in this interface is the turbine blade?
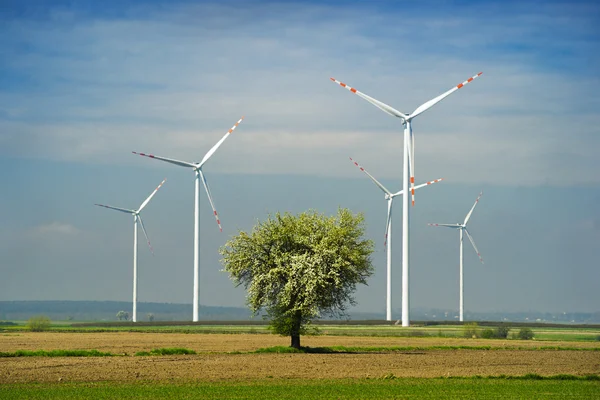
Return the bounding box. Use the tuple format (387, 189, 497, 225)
(132, 151, 196, 168)
(412, 178, 444, 191)
(464, 191, 483, 225)
(383, 198, 394, 247)
(349, 157, 392, 196)
(464, 228, 484, 264)
(138, 178, 167, 212)
(94, 204, 134, 214)
(411, 130, 416, 205)
(407, 132, 415, 206)
(330, 78, 407, 119)
(137, 214, 154, 255)
(409, 72, 483, 119)
(428, 223, 461, 228)
(199, 170, 222, 232)
(197, 117, 244, 169)
(391, 178, 443, 196)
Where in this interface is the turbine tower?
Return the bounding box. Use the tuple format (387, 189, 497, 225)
(428, 191, 485, 322)
(349, 157, 443, 321)
(95, 178, 167, 322)
(331, 72, 482, 326)
(133, 117, 243, 322)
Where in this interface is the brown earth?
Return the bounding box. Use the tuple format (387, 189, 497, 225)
(2, 332, 600, 353)
(1, 333, 599, 383)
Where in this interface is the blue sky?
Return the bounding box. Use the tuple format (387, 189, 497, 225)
(1, 0, 599, 317)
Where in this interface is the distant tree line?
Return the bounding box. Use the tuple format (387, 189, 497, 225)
(2, 301, 599, 325)
(0, 301, 253, 321)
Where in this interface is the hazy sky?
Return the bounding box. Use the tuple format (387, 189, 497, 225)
(1, 0, 599, 318)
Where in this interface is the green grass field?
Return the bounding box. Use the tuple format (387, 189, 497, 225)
(1, 322, 270, 335)
(1, 377, 598, 399)
(3, 322, 600, 342)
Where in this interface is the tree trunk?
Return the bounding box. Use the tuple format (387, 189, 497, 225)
(290, 311, 302, 349)
(290, 334, 301, 349)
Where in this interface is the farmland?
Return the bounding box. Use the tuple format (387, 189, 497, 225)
(1, 324, 599, 398)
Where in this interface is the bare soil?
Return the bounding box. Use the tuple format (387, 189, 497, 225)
(1, 332, 598, 383)
(2, 332, 599, 353)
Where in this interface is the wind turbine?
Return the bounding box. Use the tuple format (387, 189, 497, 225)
(132, 117, 243, 322)
(331, 72, 482, 326)
(428, 191, 484, 322)
(95, 178, 167, 323)
(349, 157, 443, 321)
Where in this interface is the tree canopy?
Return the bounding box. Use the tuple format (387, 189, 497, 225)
(116, 310, 130, 321)
(220, 208, 374, 348)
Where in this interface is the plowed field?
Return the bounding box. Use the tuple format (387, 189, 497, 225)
(1, 332, 599, 383)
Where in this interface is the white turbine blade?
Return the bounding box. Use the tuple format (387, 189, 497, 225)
(413, 178, 444, 191)
(197, 117, 244, 169)
(138, 178, 167, 212)
(427, 223, 461, 228)
(349, 157, 392, 196)
(132, 151, 196, 168)
(384, 198, 393, 247)
(464, 228, 484, 264)
(464, 191, 483, 225)
(407, 132, 415, 206)
(137, 214, 154, 255)
(330, 78, 407, 119)
(409, 72, 483, 119)
(198, 170, 223, 232)
(411, 128, 415, 174)
(391, 178, 443, 196)
(95, 204, 134, 214)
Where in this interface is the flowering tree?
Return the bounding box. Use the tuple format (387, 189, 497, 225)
(220, 209, 374, 348)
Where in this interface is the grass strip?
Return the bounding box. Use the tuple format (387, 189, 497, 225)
(252, 345, 600, 354)
(0, 349, 113, 357)
(442, 374, 600, 381)
(0, 347, 196, 357)
(2, 345, 597, 358)
(134, 347, 196, 356)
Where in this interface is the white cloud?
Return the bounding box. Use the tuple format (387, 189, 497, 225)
(0, 1, 598, 186)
